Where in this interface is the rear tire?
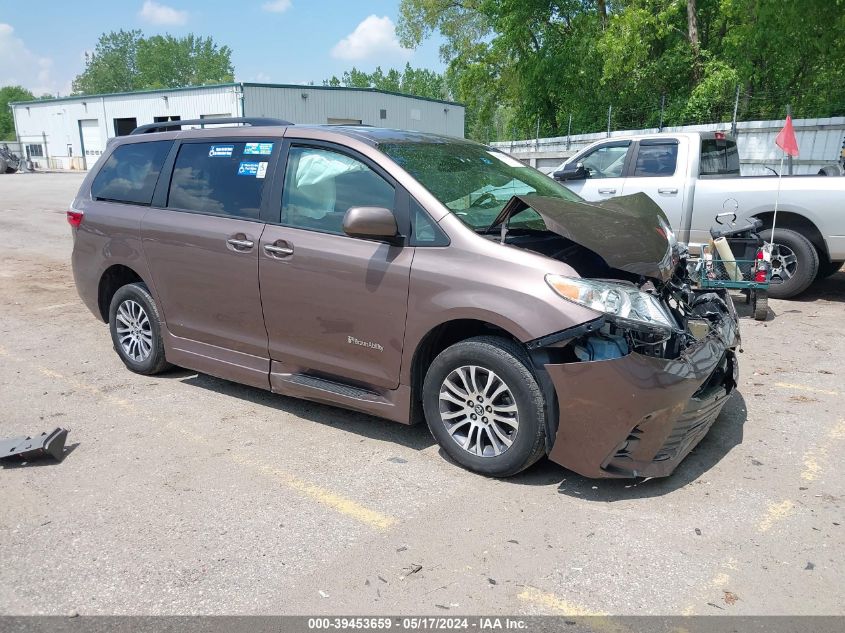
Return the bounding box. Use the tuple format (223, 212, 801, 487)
(760, 228, 818, 299)
(108, 282, 171, 375)
(422, 336, 546, 477)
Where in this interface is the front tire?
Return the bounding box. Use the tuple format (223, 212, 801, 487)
(760, 228, 818, 299)
(422, 336, 546, 477)
(108, 282, 171, 375)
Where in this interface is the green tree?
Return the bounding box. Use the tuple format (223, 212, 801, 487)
(72, 30, 234, 95)
(0, 85, 35, 140)
(398, 0, 845, 140)
(323, 64, 449, 101)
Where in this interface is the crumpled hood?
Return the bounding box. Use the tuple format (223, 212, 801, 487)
(490, 193, 678, 282)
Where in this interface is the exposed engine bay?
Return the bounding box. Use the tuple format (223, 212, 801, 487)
(487, 194, 740, 364)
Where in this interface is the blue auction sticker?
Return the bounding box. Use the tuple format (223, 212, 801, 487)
(208, 145, 234, 158)
(237, 161, 260, 176)
(244, 142, 274, 155)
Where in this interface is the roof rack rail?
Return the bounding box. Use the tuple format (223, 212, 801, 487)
(130, 117, 293, 135)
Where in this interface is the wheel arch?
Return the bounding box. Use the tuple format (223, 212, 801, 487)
(97, 264, 147, 322)
(752, 211, 830, 264)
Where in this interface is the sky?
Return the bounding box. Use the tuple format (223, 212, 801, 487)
(0, 0, 447, 96)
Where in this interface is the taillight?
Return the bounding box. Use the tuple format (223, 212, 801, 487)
(67, 209, 83, 228)
(754, 250, 769, 282)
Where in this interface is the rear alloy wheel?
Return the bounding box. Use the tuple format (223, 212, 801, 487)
(759, 228, 818, 299)
(109, 282, 171, 375)
(423, 336, 546, 477)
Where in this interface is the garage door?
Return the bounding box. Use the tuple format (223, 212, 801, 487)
(79, 119, 104, 170)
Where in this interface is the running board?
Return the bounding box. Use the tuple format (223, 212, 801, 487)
(269, 365, 414, 425)
(285, 373, 387, 403)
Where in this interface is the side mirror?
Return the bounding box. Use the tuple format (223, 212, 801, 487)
(553, 162, 588, 181)
(343, 206, 400, 242)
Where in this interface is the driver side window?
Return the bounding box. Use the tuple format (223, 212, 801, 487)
(580, 144, 630, 179)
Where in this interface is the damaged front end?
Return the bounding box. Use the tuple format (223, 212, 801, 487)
(495, 194, 741, 478)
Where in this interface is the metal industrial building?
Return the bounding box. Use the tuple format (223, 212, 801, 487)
(10, 82, 465, 170)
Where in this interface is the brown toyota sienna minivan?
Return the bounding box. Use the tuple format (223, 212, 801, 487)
(70, 118, 740, 478)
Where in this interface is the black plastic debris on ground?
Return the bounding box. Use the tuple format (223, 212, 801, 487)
(0, 428, 69, 464)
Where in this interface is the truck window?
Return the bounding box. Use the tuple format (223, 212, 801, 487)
(632, 143, 678, 177)
(167, 142, 273, 220)
(700, 139, 740, 176)
(91, 141, 172, 205)
(580, 144, 629, 178)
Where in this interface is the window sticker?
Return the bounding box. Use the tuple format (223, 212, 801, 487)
(256, 162, 268, 179)
(244, 142, 274, 155)
(208, 145, 234, 158)
(237, 161, 260, 176)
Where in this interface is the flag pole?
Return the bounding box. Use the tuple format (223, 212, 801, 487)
(766, 153, 786, 261)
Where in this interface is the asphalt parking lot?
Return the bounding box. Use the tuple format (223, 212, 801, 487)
(1, 172, 843, 616)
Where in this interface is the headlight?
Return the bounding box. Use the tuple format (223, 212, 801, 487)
(545, 274, 677, 332)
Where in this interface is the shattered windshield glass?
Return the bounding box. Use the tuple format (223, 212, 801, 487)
(380, 140, 582, 231)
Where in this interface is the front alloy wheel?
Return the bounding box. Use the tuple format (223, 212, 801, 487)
(423, 336, 547, 477)
(438, 365, 519, 457)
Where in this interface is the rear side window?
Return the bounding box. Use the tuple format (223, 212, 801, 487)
(700, 139, 740, 176)
(633, 143, 678, 177)
(91, 141, 171, 205)
(168, 142, 273, 219)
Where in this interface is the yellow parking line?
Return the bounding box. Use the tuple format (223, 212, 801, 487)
(518, 587, 631, 633)
(518, 586, 605, 616)
(774, 382, 839, 396)
(757, 500, 795, 533)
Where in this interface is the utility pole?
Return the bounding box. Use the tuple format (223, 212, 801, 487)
(659, 94, 666, 132)
(731, 84, 741, 137)
(786, 104, 793, 175)
(607, 105, 612, 138)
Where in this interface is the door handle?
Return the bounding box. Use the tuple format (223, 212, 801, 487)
(264, 243, 294, 257)
(598, 188, 617, 194)
(658, 187, 679, 194)
(227, 238, 254, 250)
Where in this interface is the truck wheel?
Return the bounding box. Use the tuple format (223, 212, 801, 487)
(760, 228, 818, 299)
(816, 259, 843, 279)
(422, 336, 547, 478)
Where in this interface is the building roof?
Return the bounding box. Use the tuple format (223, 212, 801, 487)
(10, 81, 464, 108)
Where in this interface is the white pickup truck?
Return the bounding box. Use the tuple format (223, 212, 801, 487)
(552, 132, 845, 298)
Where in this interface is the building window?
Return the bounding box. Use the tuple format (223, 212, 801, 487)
(26, 144, 44, 158)
(380, 109, 387, 120)
(113, 117, 138, 136)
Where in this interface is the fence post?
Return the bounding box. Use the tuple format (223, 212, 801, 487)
(42, 131, 49, 166)
(659, 94, 665, 132)
(731, 84, 740, 137)
(606, 105, 612, 137)
(786, 103, 793, 175)
(566, 113, 572, 150)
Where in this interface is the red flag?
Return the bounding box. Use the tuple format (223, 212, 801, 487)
(775, 115, 799, 157)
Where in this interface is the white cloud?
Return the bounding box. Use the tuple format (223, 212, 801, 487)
(138, 1, 188, 26)
(0, 23, 59, 95)
(262, 0, 292, 13)
(331, 15, 410, 61)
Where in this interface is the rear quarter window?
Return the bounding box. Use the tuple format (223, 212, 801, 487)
(700, 139, 741, 176)
(91, 141, 172, 205)
(167, 142, 271, 220)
